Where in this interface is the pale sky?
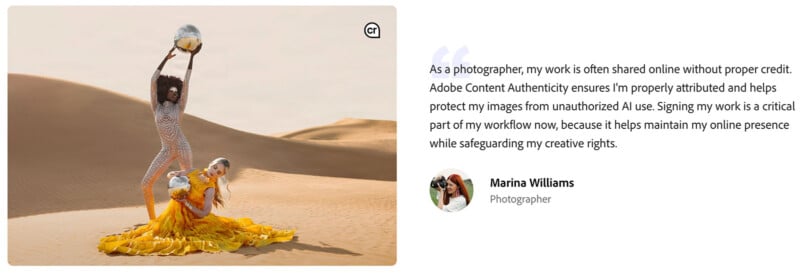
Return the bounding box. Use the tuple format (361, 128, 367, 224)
(8, 6, 396, 135)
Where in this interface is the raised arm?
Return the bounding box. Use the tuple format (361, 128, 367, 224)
(179, 44, 201, 112)
(180, 187, 214, 218)
(151, 47, 177, 112)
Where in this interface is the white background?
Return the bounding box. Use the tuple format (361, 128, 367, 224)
(4, 1, 800, 272)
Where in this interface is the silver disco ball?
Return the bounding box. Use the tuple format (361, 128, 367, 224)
(168, 176, 191, 199)
(174, 24, 202, 52)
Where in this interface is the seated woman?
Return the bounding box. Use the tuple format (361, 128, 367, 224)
(98, 158, 295, 256)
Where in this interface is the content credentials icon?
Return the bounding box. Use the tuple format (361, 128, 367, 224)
(364, 22, 380, 38)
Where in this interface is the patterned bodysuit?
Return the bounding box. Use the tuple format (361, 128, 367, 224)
(141, 68, 193, 220)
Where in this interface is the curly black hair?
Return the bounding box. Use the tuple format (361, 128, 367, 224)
(156, 75, 184, 104)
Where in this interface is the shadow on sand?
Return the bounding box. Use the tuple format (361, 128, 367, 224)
(233, 237, 362, 257)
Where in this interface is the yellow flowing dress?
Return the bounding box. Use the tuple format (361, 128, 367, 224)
(98, 169, 295, 256)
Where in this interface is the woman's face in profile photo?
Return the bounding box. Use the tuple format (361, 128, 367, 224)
(446, 179, 458, 195)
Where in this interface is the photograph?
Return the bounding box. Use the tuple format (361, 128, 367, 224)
(429, 169, 473, 212)
(7, 6, 396, 265)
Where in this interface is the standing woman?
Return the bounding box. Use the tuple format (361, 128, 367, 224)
(141, 44, 202, 220)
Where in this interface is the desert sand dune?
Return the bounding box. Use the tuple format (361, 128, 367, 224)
(8, 169, 395, 265)
(8, 73, 396, 218)
(7, 74, 396, 265)
(279, 118, 397, 151)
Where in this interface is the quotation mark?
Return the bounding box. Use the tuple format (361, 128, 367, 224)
(432, 46, 470, 79)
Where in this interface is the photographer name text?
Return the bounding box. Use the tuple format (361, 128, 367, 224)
(489, 177, 575, 188)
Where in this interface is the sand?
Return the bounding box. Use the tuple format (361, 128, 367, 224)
(7, 74, 396, 265)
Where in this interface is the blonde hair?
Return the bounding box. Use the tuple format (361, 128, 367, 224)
(210, 157, 231, 207)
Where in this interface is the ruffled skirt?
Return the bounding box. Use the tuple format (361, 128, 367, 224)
(98, 200, 295, 256)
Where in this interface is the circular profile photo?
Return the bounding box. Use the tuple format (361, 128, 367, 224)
(429, 169, 473, 212)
